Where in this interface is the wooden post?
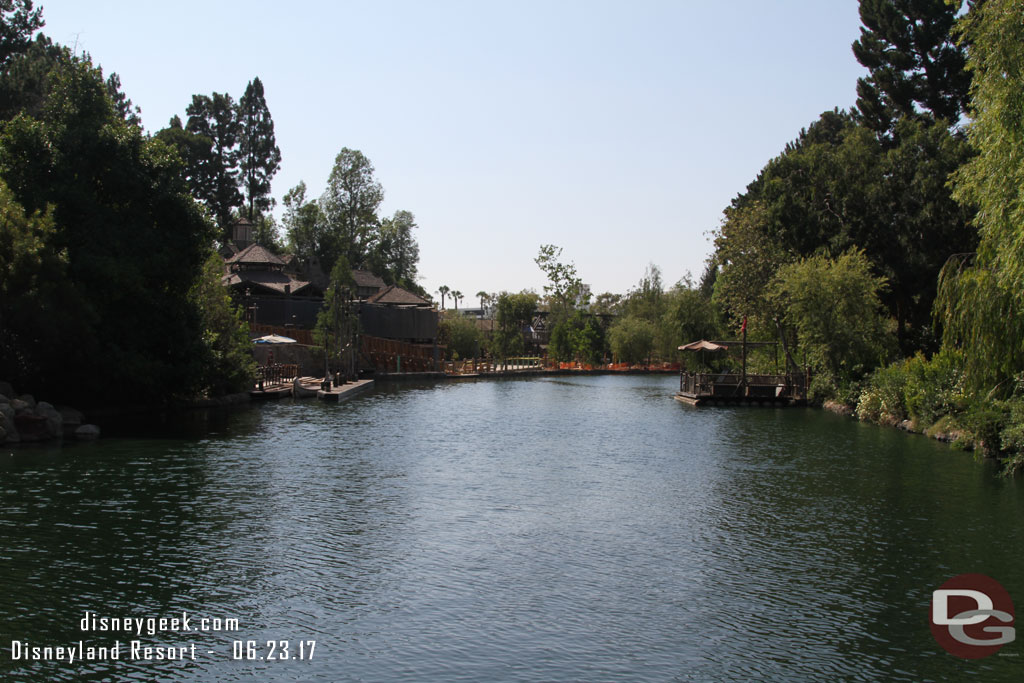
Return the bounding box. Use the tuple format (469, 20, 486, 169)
(741, 321, 747, 387)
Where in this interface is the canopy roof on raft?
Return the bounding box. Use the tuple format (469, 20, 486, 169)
(678, 340, 729, 352)
(253, 334, 297, 344)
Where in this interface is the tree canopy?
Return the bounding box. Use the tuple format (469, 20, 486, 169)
(0, 52, 247, 404)
(320, 147, 384, 272)
(238, 76, 281, 221)
(0, 0, 42, 67)
(852, 0, 972, 136)
(936, 0, 1024, 392)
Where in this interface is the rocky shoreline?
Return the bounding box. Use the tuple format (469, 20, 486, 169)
(0, 381, 101, 445)
(822, 399, 968, 446)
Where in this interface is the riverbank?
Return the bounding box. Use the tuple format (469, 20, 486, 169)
(1, 366, 681, 447)
(822, 398, 988, 464)
(0, 380, 101, 445)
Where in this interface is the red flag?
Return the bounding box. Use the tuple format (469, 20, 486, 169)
(740, 316, 747, 333)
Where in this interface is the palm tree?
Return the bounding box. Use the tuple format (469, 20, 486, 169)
(476, 290, 489, 311)
(437, 285, 450, 309)
(451, 290, 463, 310)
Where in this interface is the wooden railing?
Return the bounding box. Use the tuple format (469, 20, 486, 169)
(680, 372, 807, 400)
(255, 363, 299, 389)
(444, 359, 494, 375)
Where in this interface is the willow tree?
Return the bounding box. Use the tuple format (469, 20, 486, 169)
(936, 0, 1024, 393)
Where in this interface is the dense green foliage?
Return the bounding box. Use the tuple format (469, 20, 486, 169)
(822, 0, 1024, 474)
(315, 257, 358, 381)
(368, 210, 420, 290)
(715, 110, 974, 352)
(852, 0, 971, 136)
(438, 311, 482, 360)
(156, 78, 282, 243)
(689, 0, 1024, 473)
(769, 249, 891, 389)
(184, 92, 242, 234)
(549, 310, 605, 364)
(534, 245, 606, 363)
(319, 148, 384, 272)
(282, 150, 424, 294)
(0, 0, 41, 67)
(0, 8, 253, 405)
(493, 291, 538, 362)
(238, 77, 281, 222)
(608, 316, 656, 365)
(935, 0, 1024, 393)
(189, 253, 256, 395)
(603, 265, 724, 366)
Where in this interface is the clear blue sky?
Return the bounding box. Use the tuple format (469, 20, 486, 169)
(37, 0, 866, 300)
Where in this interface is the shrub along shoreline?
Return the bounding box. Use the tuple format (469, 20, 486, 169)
(821, 349, 1024, 476)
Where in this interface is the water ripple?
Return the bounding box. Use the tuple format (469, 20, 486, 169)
(0, 376, 1021, 681)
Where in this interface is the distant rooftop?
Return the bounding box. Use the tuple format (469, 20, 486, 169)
(352, 269, 387, 289)
(367, 284, 431, 307)
(226, 243, 285, 267)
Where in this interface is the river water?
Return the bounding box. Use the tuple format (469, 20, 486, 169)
(1, 374, 1021, 681)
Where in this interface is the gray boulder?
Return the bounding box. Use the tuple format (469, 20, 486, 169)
(35, 402, 63, 440)
(13, 413, 46, 441)
(0, 406, 16, 442)
(16, 394, 35, 409)
(11, 399, 31, 414)
(75, 424, 101, 440)
(59, 406, 83, 438)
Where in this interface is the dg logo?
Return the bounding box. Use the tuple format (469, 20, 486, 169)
(931, 574, 1016, 659)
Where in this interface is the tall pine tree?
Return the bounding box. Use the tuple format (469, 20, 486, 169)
(0, 0, 43, 67)
(238, 76, 281, 221)
(186, 92, 241, 238)
(852, 0, 972, 137)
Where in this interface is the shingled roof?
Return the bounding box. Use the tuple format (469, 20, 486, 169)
(367, 284, 431, 307)
(226, 243, 286, 266)
(222, 270, 316, 295)
(352, 269, 387, 289)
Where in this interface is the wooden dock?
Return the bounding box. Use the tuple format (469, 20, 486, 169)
(317, 379, 374, 402)
(674, 371, 807, 406)
(250, 385, 292, 399)
(250, 363, 300, 399)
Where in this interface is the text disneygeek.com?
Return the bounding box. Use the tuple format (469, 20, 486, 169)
(5, 611, 316, 665)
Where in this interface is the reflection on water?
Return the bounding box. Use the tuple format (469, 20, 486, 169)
(0, 375, 1021, 681)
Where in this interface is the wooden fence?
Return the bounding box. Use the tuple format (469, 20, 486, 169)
(361, 335, 436, 373)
